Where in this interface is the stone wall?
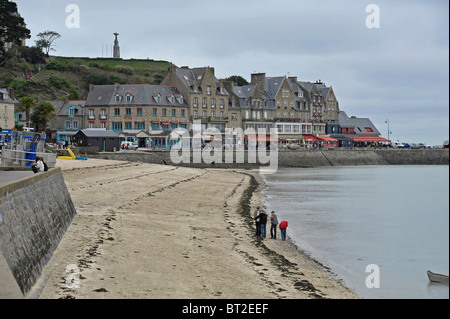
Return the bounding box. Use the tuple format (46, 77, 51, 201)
(91, 148, 449, 169)
(0, 168, 77, 297)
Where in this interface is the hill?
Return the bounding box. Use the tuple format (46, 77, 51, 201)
(0, 55, 172, 101)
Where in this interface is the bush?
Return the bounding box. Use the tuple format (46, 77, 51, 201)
(49, 75, 70, 89)
(46, 59, 69, 71)
(115, 65, 133, 75)
(68, 87, 79, 100)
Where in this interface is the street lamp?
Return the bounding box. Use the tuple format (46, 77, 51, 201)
(385, 119, 392, 141)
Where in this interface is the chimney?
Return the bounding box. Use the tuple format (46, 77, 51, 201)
(251, 73, 266, 93)
(288, 76, 298, 83)
(8, 87, 15, 100)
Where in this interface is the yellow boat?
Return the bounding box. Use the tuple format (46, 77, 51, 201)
(57, 156, 74, 160)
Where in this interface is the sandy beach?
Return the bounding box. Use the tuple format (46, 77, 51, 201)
(32, 158, 357, 299)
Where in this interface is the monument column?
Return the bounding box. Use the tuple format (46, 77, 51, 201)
(113, 32, 120, 58)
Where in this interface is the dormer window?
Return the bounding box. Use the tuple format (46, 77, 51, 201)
(126, 94, 132, 102)
(68, 106, 75, 116)
(115, 94, 120, 102)
(206, 86, 212, 96)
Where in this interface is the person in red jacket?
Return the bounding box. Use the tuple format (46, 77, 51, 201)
(279, 220, 288, 241)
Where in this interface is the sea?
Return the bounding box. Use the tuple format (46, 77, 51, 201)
(261, 165, 449, 299)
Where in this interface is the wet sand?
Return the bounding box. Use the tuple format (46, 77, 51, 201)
(34, 159, 357, 299)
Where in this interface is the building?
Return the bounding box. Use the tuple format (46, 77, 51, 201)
(85, 83, 189, 145)
(0, 88, 18, 131)
(73, 129, 120, 152)
(338, 111, 390, 146)
(47, 100, 86, 145)
(161, 65, 230, 132)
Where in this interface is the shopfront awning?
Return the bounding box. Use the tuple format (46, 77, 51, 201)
(245, 135, 279, 142)
(351, 136, 391, 142)
(302, 135, 318, 141)
(317, 136, 339, 142)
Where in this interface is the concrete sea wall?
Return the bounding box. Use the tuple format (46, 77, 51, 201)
(0, 168, 77, 297)
(91, 149, 449, 168)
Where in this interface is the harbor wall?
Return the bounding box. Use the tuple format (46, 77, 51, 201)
(91, 149, 449, 168)
(0, 168, 77, 297)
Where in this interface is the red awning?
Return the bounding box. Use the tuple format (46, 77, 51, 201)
(245, 135, 279, 142)
(302, 135, 318, 141)
(161, 122, 170, 125)
(317, 136, 339, 142)
(351, 136, 391, 142)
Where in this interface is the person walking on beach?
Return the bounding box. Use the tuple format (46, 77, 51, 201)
(270, 211, 278, 239)
(279, 220, 288, 241)
(254, 207, 261, 236)
(259, 210, 268, 239)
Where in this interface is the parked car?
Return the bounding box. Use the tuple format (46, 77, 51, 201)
(393, 142, 404, 148)
(403, 143, 411, 148)
(287, 143, 301, 150)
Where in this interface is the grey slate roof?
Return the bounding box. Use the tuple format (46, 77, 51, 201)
(77, 129, 119, 138)
(339, 111, 381, 135)
(174, 67, 229, 96)
(0, 88, 19, 104)
(86, 84, 189, 107)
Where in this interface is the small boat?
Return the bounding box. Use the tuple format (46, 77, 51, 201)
(427, 270, 449, 284)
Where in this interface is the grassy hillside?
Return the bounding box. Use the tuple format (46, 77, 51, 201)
(0, 56, 172, 101)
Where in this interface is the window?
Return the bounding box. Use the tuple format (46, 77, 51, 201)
(202, 111, 207, 119)
(68, 107, 75, 116)
(293, 125, 299, 133)
(211, 111, 216, 119)
(206, 86, 212, 95)
(202, 98, 207, 108)
(116, 95, 120, 102)
(193, 110, 198, 119)
(277, 125, 284, 133)
(89, 109, 95, 119)
(126, 108, 131, 116)
(193, 97, 198, 107)
(162, 124, 169, 130)
(114, 109, 120, 116)
(65, 121, 71, 129)
(89, 122, 94, 129)
(171, 96, 174, 104)
(285, 125, 292, 133)
(151, 123, 160, 130)
(137, 108, 143, 116)
(125, 122, 132, 130)
(135, 122, 145, 130)
(181, 109, 185, 118)
(73, 121, 78, 129)
(172, 109, 176, 117)
(171, 123, 177, 130)
(219, 99, 224, 109)
(162, 109, 167, 117)
(113, 122, 123, 132)
(153, 108, 158, 116)
(126, 95, 131, 102)
(211, 98, 216, 108)
(101, 109, 107, 119)
(232, 113, 237, 120)
(219, 111, 224, 119)
(101, 122, 106, 129)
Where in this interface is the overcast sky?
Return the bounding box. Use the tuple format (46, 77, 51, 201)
(15, 0, 449, 145)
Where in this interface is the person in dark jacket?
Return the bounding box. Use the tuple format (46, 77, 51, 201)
(259, 210, 268, 239)
(270, 211, 278, 239)
(254, 207, 261, 236)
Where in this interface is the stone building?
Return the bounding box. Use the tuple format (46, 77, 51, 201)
(0, 88, 18, 131)
(48, 100, 86, 144)
(161, 65, 230, 132)
(85, 83, 189, 136)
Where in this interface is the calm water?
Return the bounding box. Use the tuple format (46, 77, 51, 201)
(262, 165, 449, 299)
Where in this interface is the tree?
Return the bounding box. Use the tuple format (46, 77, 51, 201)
(221, 75, 249, 86)
(35, 30, 61, 56)
(17, 96, 36, 128)
(0, 0, 31, 55)
(31, 101, 55, 132)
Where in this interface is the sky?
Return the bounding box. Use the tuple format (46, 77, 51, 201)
(14, 0, 449, 146)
